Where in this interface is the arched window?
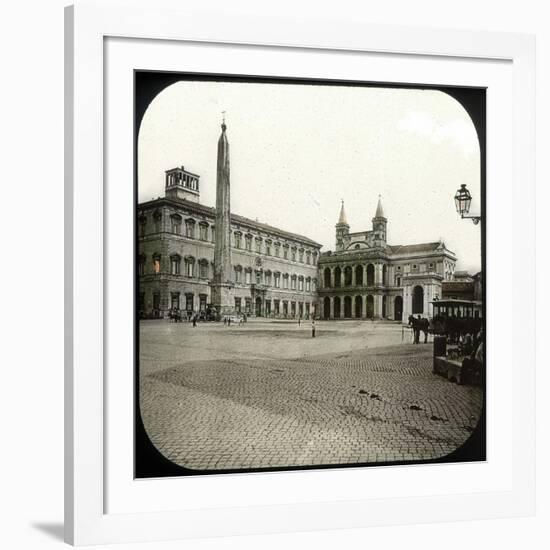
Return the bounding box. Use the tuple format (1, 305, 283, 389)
(333, 296, 341, 319)
(298, 276, 304, 291)
(198, 258, 209, 279)
(355, 296, 362, 318)
(170, 254, 181, 275)
(324, 267, 331, 288)
(265, 270, 272, 286)
(355, 265, 363, 286)
(153, 209, 162, 233)
(245, 268, 252, 285)
(170, 213, 182, 234)
(334, 266, 342, 288)
(152, 253, 161, 274)
(366, 295, 374, 318)
(382, 264, 387, 285)
(274, 271, 281, 288)
(184, 256, 195, 277)
(199, 221, 209, 241)
(344, 266, 352, 286)
(291, 275, 297, 290)
(234, 231, 242, 249)
(137, 254, 146, 276)
(234, 265, 242, 283)
(185, 218, 195, 239)
(366, 264, 375, 286)
(305, 277, 311, 292)
(344, 296, 352, 318)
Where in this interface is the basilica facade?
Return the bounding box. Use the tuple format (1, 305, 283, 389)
(317, 200, 457, 321)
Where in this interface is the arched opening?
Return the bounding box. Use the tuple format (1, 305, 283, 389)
(344, 296, 352, 318)
(324, 267, 331, 288)
(412, 285, 424, 314)
(382, 264, 387, 286)
(394, 296, 403, 321)
(323, 296, 331, 319)
(355, 265, 363, 286)
(255, 297, 262, 317)
(334, 296, 341, 319)
(355, 295, 362, 318)
(344, 266, 353, 286)
(366, 264, 375, 286)
(334, 266, 342, 288)
(382, 295, 387, 318)
(366, 295, 374, 318)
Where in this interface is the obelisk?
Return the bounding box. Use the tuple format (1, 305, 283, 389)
(210, 116, 234, 317)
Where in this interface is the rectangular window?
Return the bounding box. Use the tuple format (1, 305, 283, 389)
(283, 246, 288, 260)
(275, 244, 280, 257)
(234, 233, 241, 248)
(255, 239, 262, 254)
(274, 274, 280, 288)
(170, 258, 180, 275)
(245, 271, 251, 284)
(186, 261, 194, 277)
(299, 250, 304, 263)
(274, 300, 280, 314)
(235, 297, 242, 312)
(265, 241, 271, 255)
(283, 276, 289, 289)
(255, 271, 262, 285)
(312, 279, 316, 292)
(306, 279, 311, 292)
(306, 251, 311, 264)
(291, 302, 296, 317)
(265, 273, 272, 286)
(291, 277, 296, 290)
(171, 292, 180, 310)
(199, 294, 207, 311)
(172, 220, 181, 234)
(298, 278, 304, 291)
(185, 294, 193, 311)
(185, 222, 194, 239)
(245, 236, 252, 251)
(235, 269, 241, 283)
(245, 298, 251, 314)
(200, 224, 207, 241)
(291, 248, 297, 261)
(153, 257, 161, 273)
(199, 262, 208, 279)
(283, 301, 288, 316)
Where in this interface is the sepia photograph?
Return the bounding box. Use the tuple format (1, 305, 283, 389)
(135, 73, 485, 477)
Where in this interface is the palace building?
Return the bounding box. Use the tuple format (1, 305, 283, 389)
(137, 122, 322, 319)
(317, 199, 457, 321)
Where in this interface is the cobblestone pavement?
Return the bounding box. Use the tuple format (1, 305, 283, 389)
(139, 320, 483, 471)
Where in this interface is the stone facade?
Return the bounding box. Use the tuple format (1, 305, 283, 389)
(138, 194, 321, 320)
(318, 198, 457, 321)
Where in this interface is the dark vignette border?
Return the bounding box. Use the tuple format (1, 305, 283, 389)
(134, 71, 486, 478)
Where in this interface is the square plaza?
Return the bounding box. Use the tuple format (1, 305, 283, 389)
(139, 319, 483, 471)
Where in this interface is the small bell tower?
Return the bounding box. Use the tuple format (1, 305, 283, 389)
(335, 200, 350, 251)
(372, 195, 387, 246)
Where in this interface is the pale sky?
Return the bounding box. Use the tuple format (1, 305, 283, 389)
(138, 80, 482, 273)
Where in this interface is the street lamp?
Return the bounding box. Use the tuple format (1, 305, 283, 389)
(454, 184, 481, 225)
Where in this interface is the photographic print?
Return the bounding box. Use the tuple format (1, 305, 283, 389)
(135, 73, 485, 477)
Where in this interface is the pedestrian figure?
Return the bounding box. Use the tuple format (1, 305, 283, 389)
(298, 318, 301, 326)
(228, 317, 231, 327)
(192, 314, 197, 328)
(311, 320, 316, 338)
(223, 317, 227, 326)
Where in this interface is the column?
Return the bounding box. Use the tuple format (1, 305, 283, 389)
(351, 265, 356, 286)
(375, 263, 383, 285)
(340, 298, 345, 319)
(374, 294, 382, 319)
(330, 296, 334, 319)
(331, 267, 336, 288)
(363, 294, 367, 319)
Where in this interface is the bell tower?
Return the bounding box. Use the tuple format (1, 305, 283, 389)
(372, 195, 387, 246)
(335, 200, 350, 252)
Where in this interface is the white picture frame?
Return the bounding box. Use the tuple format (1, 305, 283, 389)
(65, 1, 536, 545)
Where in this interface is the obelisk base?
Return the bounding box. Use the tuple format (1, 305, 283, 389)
(210, 282, 235, 319)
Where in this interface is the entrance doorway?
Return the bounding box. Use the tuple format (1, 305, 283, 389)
(255, 296, 262, 317)
(394, 295, 403, 321)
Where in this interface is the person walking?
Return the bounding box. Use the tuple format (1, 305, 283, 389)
(192, 314, 197, 328)
(311, 319, 316, 338)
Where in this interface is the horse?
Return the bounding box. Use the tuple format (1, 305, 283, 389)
(408, 315, 430, 344)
